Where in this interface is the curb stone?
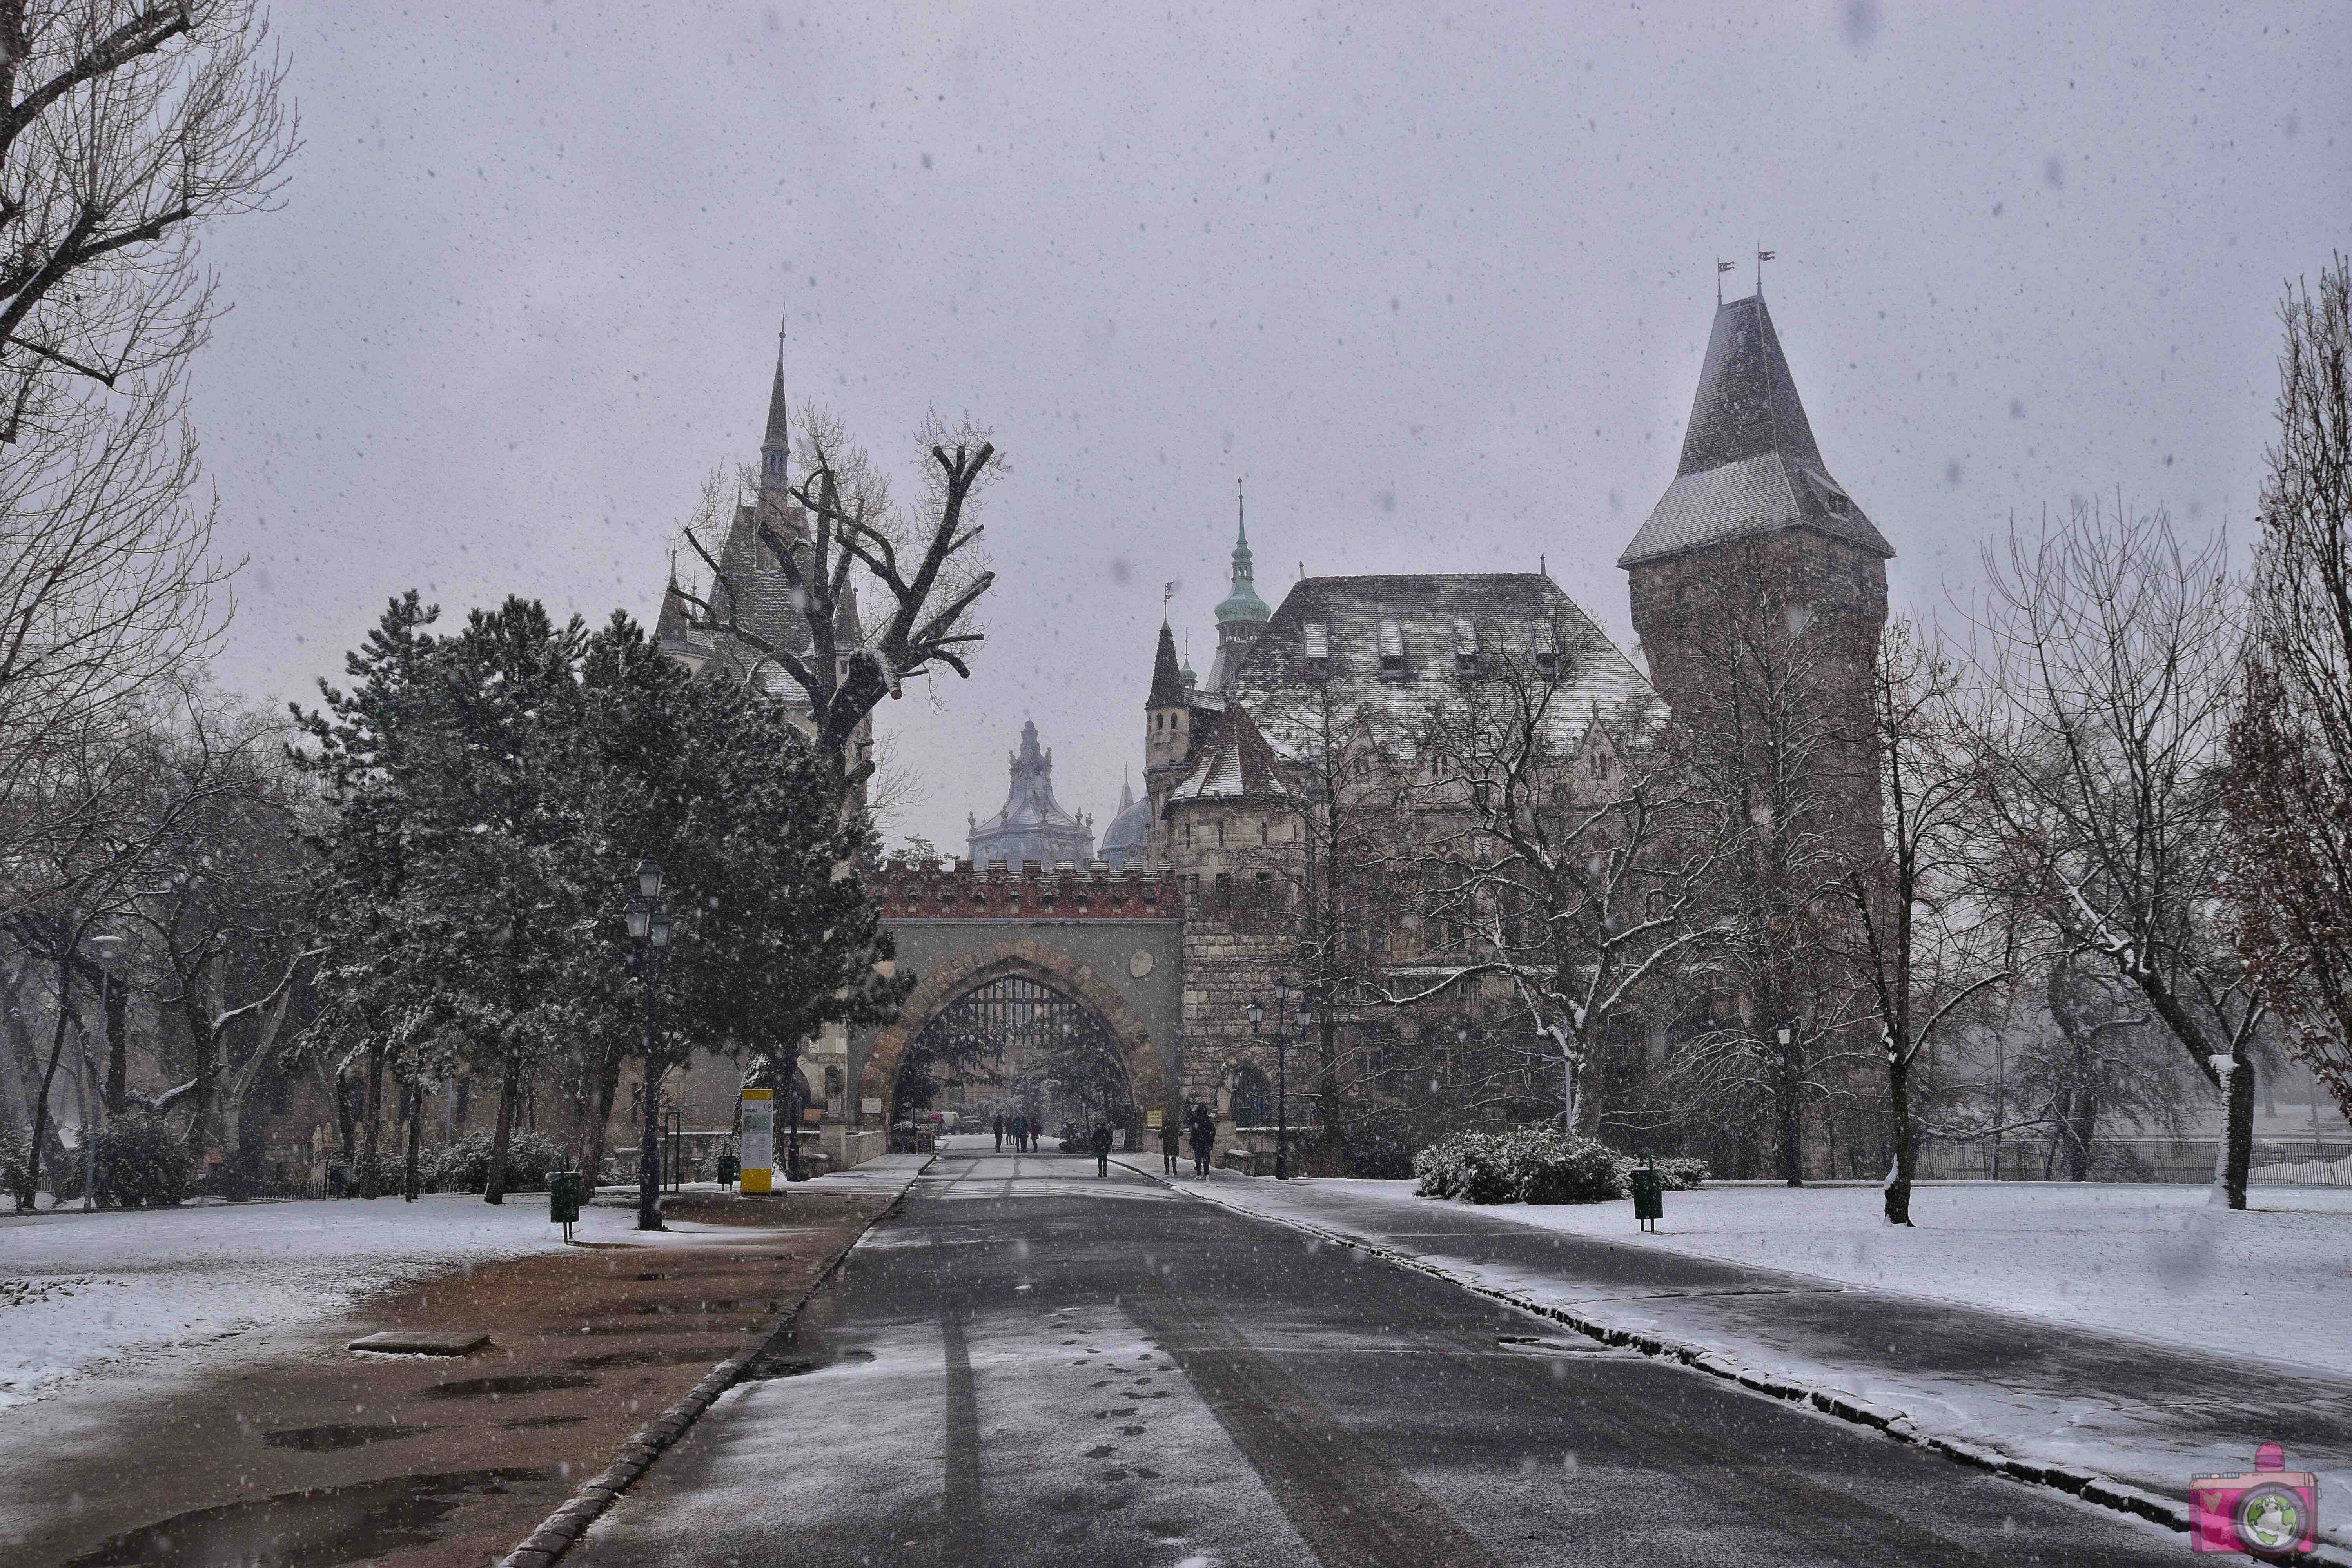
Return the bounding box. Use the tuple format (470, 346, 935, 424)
(491, 1160, 931, 1568)
(1114, 1159, 2352, 1568)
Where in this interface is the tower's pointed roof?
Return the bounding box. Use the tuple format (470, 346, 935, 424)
(1147, 623, 1187, 708)
(762, 356, 790, 453)
(1619, 294, 1893, 568)
(1215, 486, 1271, 627)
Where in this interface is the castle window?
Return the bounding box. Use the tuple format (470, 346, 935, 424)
(1258, 818, 1268, 845)
(1377, 616, 1407, 678)
(1215, 820, 1225, 848)
(1182, 819, 1193, 847)
(1214, 872, 1232, 908)
(1303, 621, 1329, 665)
(1591, 747, 1611, 780)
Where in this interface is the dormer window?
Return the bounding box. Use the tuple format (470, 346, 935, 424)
(1454, 619, 1480, 675)
(1532, 619, 1559, 678)
(1303, 621, 1329, 673)
(1377, 616, 1406, 678)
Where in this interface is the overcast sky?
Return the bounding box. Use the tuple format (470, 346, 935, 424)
(194, 2, 2350, 851)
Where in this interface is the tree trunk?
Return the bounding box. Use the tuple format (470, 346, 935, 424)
(26, 958, 75, 1209)
(360, 1040, 385, 1197)
(2066, 1087, 2097, 1181)
(2224, 1050, 2255, 1210)
(1883, 1048, 1915, 1225)
(102, 974, 128, 1116)
(403, 1072, 425, 1201)
(581, 1038, 623, 1189)
(485, 1054, 519, 1205)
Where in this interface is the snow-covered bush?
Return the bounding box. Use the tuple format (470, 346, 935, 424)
(426, 1129, 564, 1194)
(1649, 1156, 1708, 1192)
(1414, 1127, 1703, 1204)
(0, 1122, 32, 1210)
(88, 1112, 194, 1208)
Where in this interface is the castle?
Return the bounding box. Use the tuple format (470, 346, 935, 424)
(910, 288, 1891, 1166)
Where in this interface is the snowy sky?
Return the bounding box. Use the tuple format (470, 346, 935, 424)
(192, 2, 2350, 851)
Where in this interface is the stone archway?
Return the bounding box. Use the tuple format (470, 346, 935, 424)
(866, 940, 1169, 1132)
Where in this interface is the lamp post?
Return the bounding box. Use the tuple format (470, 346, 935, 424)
(1776, 1025, 1801, 1187)
(1249, 983, 1303, 1181)
(83, 933, 127, 1211)
(1285, 991, 1310, 1182)
(624, 858, 671, 1232)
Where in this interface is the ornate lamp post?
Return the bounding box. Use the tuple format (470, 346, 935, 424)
(1249, 983, 1306, 1181)
(623, 858, 671, 1231)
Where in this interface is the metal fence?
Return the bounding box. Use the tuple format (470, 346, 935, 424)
(1919, 1134, 2352, 1187)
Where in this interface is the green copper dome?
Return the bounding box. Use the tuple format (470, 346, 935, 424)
(1215, 495, 1271, 626)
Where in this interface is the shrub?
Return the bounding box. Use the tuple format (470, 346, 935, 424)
(1650, 1156, 1708, 1192)
(426, 1129, 564, 1194)
(91, 1112, 194, 1209)
(1414, 1125, 1674, 1205)
(0, 1122, 34, 1210)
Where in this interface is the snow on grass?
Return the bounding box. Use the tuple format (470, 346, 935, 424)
(0, 1185, 877, 1412)
(1255, 1178, 2352, 1379)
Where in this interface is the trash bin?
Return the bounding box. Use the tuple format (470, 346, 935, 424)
(716, 1153, 739, 1191)
(549, 1170, 582, 1241)
(1630, 1167, 1663, 1233)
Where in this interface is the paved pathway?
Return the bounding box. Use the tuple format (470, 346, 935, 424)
(1129, 1163, 2352, 1535)
(568, 1149, 2192, 1566)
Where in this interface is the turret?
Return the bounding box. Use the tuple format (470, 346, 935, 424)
(1207, 482, 1272, 691)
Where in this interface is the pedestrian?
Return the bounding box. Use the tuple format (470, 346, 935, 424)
(1189, 1103, 1216, 1178)
(1092, 1120, 1113, 1177)
(1158, 1114, 1181, 1176)
(993, 1112, 1005, 1152)
(1014, 1112, 1028, 1154)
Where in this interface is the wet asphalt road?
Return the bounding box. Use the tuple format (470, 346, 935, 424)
(568, 1148, 2187, 1567)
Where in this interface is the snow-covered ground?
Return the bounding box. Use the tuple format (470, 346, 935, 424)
(1295, 1179, 2352, 1379)
(0, 1161, 931, 1414)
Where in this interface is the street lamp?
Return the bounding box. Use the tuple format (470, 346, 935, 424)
(622, 859, 670, 1231)
(1285, 992, 1310, 1182)
(85, 933, 127, 1211)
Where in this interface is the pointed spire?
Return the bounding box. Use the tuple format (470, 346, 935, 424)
(1148, 623, 1187, 709)
(1215, 480, 1271, 629)
(759, 315, 789, 492)
(1619, 292, 1894, 569)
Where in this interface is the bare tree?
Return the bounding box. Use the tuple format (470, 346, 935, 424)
(1409, 626, 1726, 1140)
(1959, 498, 2266, 1207)
(0, 0, 294, 421)
(2227, 253, 2352, 1123)
(675, 409, 999, 794)
(1844, 617, 2011, 1224)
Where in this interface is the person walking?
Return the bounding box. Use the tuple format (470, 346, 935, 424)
(1188, 1103, 1216, 1178)
(993, 1112, 1005, 1152)
(1092, 1121, 1113, 1177)
(1158, 1114, 1181, 1176)
(1011, 1112, 1026, 1154)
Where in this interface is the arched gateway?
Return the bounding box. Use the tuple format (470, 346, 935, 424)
(858, 862, 1185, 1142)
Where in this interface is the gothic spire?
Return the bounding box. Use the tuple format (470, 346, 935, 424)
(1147, 622, 1187, 709)
(759, 319, 789, 493)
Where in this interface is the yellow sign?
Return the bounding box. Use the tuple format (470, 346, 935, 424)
(1145, 1108, 1164, 1129)
(739, 1088, 775, 1194)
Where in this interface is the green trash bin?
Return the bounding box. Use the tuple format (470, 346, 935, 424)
(549, 1170, 582, 1241)
(1630, 1167, 1664, 1233)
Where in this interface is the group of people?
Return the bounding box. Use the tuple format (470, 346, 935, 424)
(987, 1103, 1220, 1178)
(1158, 1103, 1219, 1178)
(991, 1111, 1044, 1153)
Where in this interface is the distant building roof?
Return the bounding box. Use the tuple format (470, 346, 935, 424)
(1618, 294, 1893, 569)
(1223, 573, 1653, 752)
(1098, 777, 1152, 862)
(1166, 702, 1290, 807)
(969, 720, 1094, 865)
